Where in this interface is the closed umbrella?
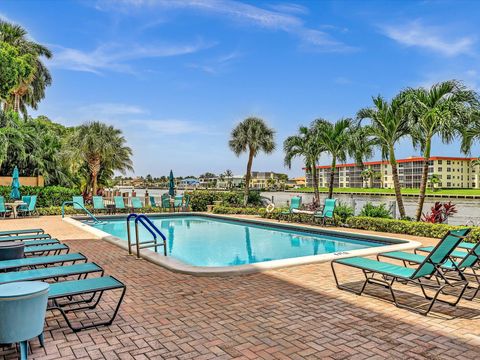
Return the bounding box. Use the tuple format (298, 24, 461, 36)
(10, 166, 21, 200)
(168, 170, 175, 197)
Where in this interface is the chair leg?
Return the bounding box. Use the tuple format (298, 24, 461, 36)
(38, 333, 45, 348)
(19, 340, 28, 360)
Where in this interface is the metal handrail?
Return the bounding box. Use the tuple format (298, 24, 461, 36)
(61, 201, 101, 223)
(126, 213, 167, 258)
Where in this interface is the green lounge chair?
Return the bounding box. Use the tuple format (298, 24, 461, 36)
(0, 263, 103, 284)
(149, 196, 157, 208)
(131, 197, 143, 210)
(281, 197, 302, 219)
(23, 239, 60, 247)
(173, 195, 183, 212)
(92, 196, 105, 213)
(183, 194, 191, 211)
(18, 195, 38, 217)
(331, 229, 470, 315)
(25, 243, 69, 256)
(114, 196, 126, 211)
(0, 253, 87, 272)
(47, 276, 126, 332)
(0, 228, 44, 236)
(0, 233, 51, 242)
(314, 198, 337, 225)
(72, 196, 85, 211)
(378, 238, 480, 300)
(0, 196, 12, 218)
(161, 194, 171, 211)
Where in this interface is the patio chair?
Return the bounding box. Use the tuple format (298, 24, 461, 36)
(183, 194, 191, 211)
(314, 198, 337, 225)
(47, 276, 126, 332)
(72, 196, 85, 211)
(331, 229, 470, 315)
(131, 197, 143, 210)
(0, 228, 44, 236)
(0, 253, 87, 272)
(0, 234, 51, 243)
(173, 195, 183, 212)
(18, 195, 38, 217)
(114, 196, 126, 212)
(92, 196, 106, 213)
(280, 196, 302, 219)
(25, 243, 69, 256)
(378, 236, 480, 300)
(0, 196, 12, 218)
(149, 196, 158, 208)
(161, 193, 171, 211)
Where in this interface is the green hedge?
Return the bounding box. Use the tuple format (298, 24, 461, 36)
(212, 205, 263, 215)
(346, 216, 480, 243)
(185, 190, 243, 211)
(36, 205, 165, 216)
(0, 186, 78, 207)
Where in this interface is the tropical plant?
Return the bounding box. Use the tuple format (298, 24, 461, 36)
(284, 125, 322, 206)
(0, 20, 52, 115)
(402, 80, 479, 221)
(428, 173, 441, 191)
(359, 202, 392, 218)
(334, 202, 355, 223)
(357, 95, 410, 218)
(422, 202, 457, 224)
(68, 121, 133, 195)
(229, 117, 275, 205)
(347, 124, 377, 167)
(312, 118, 353, 199)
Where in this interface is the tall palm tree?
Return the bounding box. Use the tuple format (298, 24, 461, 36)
(403, 80, 479, 220)
(229, 117, 275, 205)
(69, 121, 133, 195)
(284, 125, 322, 206)
(0, 20, 52, 114)
(348, 124, 377, 167)
(357, 95, 410, 218)
(224, 169, 233, 189)
(312, 118, 353, 199)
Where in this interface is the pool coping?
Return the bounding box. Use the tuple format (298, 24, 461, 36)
(63, 213, 422, 277)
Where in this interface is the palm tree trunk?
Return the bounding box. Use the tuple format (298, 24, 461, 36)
(244, 149, 254, 206)
(415, 140, 431, 221)
(92, 172, 98, 196)
(311, 163, 320, 207)
(13, 93, 20, 113)
(389, 147, 405, 218)
(328, 157, 336, 199)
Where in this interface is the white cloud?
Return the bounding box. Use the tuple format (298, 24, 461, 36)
(49, 40, 213, 74)
(187, 50, 242, 74)
(381, 20, 475, 57)
(77, 103, 147, 117)
(95, 0, 354, 52)
(128, 119, 203, 134)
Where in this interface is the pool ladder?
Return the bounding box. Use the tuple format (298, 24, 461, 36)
(126, 214, 167, 259)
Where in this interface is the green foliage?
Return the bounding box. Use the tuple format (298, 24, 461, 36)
(334, 202, 355, 223)
(346, 216, 479, 243)
(247, 191, 263, 206)
(185, 190, 244, 211)
(0, 185, 78, 207)
(36, 205, 163, 216)
(359, 202, 392, 218)
(0, 42, 34, 102)
(212, 206, 262, 215)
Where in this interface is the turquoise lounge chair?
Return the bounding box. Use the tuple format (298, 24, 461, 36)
(183, 194, 190, 211)
(0, 253, 87, 272)
(114, 196, 126, 211)
(379, 237, 480, 300)
(161, 194, 171, 211)
(173, 195, 183, 212)
(281, 197, 302, 219)
(0, 234, 51, 242)
(18, 195, 37, 217)
(92, 196, 105, 213)
(72, 196, 85, 211)
(0, 228, 44, 236)
(314, 198, 337, 225)
(149, 196, 157, 208)
(0, 196, 12, 218)
(25, 243, 69, 256)
(331, 229, 470, 315)
(131, 197, 143, 210)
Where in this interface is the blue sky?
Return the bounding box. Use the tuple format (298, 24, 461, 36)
(2, 0, 480, 177)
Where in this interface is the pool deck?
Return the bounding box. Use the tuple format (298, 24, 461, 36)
(0, 215, 480, 359)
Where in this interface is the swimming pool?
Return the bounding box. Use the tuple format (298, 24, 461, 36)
(78, 215, 416, 273)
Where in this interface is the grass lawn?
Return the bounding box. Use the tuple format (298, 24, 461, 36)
(292, 187, 480, 196)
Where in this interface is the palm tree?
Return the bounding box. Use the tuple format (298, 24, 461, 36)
(312, 118, 353, 199)
(428, 174, 441, 191)
(347, 124, 377, 168)
(357, 95, 410, 218)
(224, 169, 233, 189)
(69, 121, 133, 195)
(361, 168, 374, 188)
(403, 80, 479, 220)
(229, 117, 275, 205)
(284, 125, 322, 206)
(0, 20, 52, 115)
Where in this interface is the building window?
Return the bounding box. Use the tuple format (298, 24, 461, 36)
(447, 160, 451, 165)
(438, 160, 442, 164)
(447, 182, 451, 187)
(438, 167, 442, 172)
(447, 167, 451, 172)
(447, 175, 451, 180)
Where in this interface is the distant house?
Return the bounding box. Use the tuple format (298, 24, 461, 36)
(179, 178, 200, 187)
(249, 172, 287, 189)
(286, 177, 306, 188)
(217, 175, 244, 189)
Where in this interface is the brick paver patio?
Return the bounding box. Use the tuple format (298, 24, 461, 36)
(1, 216, 480, 359)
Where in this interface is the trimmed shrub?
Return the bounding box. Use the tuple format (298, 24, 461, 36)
(346, 216, 480, 243)
(0, 185, 78, 207)
(212, 206, 262, 215)
(185, 191, 243, 211)
(36, 205, 165, 216)
(359, 202, 392, 218)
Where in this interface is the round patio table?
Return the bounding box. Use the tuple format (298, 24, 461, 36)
(5, 201, 27, 219)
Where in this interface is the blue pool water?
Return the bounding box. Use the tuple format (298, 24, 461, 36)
(88, 216, 384, 267)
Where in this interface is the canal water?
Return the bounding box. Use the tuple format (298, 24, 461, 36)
(123, 189, 480, 226)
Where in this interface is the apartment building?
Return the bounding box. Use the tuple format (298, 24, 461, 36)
(306, 156, 479, 189)
(249, 171, 287, 189)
